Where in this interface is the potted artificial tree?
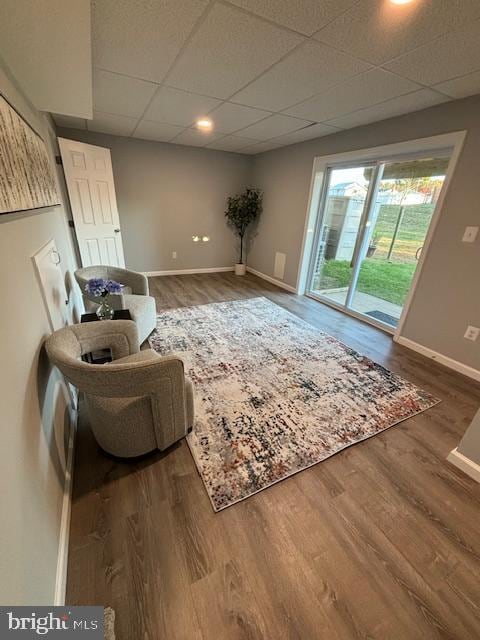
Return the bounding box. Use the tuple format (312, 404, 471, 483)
(225, 187, 263, 275)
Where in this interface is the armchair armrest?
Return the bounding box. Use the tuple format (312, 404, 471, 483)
(45, 320, 140, 391)
(82, 354, 185, 397)
(69, 319, 139, 360)
(102, 354, 188, 450)
(108, 266, 149, 296)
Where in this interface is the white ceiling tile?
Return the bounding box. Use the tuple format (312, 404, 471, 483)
(92, 0, 210, 82)
(385, 19, 480, 86)
(315, 0, 480, 65)
(0, 0, 92, 118)
(228, 0, 357, 36)
(93, 69, 157, 117)
(271, 123, 341, 146)
(231, 40, 371, 111)
(237, 114, 312, 140)
(240, 140, 283, 154)
(52, 114, 87, 130)
(166, 2, 303, 99)
(325, 89, 450, 130)
(87, 111, 138, 136)
(133, 120, 185, 142)
(208, 102, 271, 134)
(143, 86, 221, 127)
(171, 128, 224, 147)
(285, 69, 420, 122)
(206, 135, 258, 152)
(434, 71, 480, 99)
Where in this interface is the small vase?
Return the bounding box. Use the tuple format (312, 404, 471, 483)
(96, 296, 114, 320)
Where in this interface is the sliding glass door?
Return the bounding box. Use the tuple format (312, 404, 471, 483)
(308, 155, 449, 330)
(310, 163, 375, 306)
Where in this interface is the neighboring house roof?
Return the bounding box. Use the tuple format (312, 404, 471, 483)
(331, 181, 431, 205)
(330, 181, 368, 196)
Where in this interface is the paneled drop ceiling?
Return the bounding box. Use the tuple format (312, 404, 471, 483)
(0, 0, 92, 118)
(52, 0, 480, 154)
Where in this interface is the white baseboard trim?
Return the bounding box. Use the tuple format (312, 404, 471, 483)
(394, 335, 480, 382)
(246, 266, 298, 294)
(54, 406, 77, 606)
(144, 267, 234, 277)
(447, 448, 480, 483)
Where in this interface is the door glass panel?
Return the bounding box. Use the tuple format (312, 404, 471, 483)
(310, 165, 373, 306)
(350, 157, 449, 327)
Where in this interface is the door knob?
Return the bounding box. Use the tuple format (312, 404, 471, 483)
(114, 228, 120, 233)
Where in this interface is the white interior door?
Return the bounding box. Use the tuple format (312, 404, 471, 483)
(58, 137, 125, 267)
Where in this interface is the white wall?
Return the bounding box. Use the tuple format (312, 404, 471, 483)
(0, 58, 78, 603)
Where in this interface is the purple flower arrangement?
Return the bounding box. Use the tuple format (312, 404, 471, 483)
(85, 278, 123, 298)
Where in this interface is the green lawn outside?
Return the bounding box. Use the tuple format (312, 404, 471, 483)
(373, 204, 434, 262)
(314, 259, 416, 306)
(313, 202, 432, 306)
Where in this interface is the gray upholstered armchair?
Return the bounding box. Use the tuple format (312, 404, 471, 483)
(45, 320, 194, 457)
(75, 265, 156, 343)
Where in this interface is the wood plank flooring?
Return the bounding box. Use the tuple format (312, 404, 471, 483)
(67, 272, 480, 639)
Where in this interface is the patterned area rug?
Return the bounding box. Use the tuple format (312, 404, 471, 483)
(149, 297, 439, 511)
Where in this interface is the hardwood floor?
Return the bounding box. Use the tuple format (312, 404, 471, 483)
(67, 272, 480, 639)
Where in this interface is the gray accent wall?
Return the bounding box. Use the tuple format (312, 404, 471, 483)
(0, 58, 78, 603)
(249, 95, 480, 371)
(56, 129, 252, 273)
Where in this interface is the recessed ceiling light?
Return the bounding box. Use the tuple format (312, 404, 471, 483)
(196, 118, 213, 131)
(390, 0, 414, 4)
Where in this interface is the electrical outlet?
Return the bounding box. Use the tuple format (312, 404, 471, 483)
(464, 326, 480, 341)
(462, 226, 479, 243)
(172, 251, 177, 259)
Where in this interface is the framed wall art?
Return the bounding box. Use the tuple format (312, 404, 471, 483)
(0, 93, 60, 214)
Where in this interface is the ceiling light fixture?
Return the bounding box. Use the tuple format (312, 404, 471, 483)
(196, 118, 213, 131)
(390, 0, 414, 4)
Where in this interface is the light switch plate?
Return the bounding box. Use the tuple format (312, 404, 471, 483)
(464, 326, 480, 341)
(462, 226, 479, 243)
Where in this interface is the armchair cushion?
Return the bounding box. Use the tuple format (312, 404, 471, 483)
(112, 350, 160, 365)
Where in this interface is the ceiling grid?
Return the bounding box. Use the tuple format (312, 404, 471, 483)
(53, 0, 480, 154)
